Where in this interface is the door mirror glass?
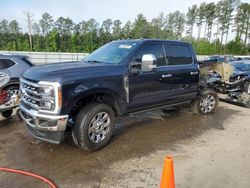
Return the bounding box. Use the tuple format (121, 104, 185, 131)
(141, 54, 157, 72)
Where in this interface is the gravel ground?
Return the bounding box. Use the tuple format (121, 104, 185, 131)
(0, 102, 249, 188)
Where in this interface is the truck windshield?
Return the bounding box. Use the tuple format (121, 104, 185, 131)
(83, 42, 137, 64)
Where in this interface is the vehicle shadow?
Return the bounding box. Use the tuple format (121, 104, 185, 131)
(0, 116, 20, 132)
(111, 105, 234, 152)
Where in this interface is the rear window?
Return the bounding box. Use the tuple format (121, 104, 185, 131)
(0, 59, 15, 70)
(165, 44, 193, 65)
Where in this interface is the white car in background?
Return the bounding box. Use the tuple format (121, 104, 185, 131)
(0, 54, 34, 118)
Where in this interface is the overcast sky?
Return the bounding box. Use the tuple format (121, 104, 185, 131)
(0, 0, 249, 39)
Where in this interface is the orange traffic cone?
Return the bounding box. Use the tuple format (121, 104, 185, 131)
(160, 156, 175, 188)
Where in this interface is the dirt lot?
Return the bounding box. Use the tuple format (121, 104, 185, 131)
(0, 102, 249, 188)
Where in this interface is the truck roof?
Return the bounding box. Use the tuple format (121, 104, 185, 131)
(0, 54, 29, 59)
(111, 39, 191, 45)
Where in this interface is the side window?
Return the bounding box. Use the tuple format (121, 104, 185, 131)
(134, 44, 166, 67)
(165, 44, 193, 65)
(0, 59, 15, 70)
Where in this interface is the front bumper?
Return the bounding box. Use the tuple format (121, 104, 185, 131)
(19, 104, 68, 144)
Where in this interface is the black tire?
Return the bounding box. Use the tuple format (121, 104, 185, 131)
(72, 103, 115, 152)
(15, 109, 22, 121)
(1, 109, 13, 119)
(191, 89, 219, 115)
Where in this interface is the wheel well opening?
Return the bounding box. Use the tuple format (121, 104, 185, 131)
(69, 93, 120, 123)
(2, 83, 19, 91)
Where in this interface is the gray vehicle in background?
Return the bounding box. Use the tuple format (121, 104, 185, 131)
(207, 55, 236, 63)
(0, 54, 33, 118)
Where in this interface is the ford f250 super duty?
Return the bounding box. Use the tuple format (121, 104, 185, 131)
(19, 39, 219, 151)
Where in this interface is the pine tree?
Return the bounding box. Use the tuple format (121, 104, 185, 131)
(186, 5, 197, 38)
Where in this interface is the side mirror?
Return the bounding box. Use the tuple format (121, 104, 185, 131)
(141, 54, 157, 72)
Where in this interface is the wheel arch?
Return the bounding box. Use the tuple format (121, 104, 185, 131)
(1, 80, 19, 90)
(63, 88, 124, 118)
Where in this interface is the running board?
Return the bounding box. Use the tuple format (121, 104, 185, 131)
(129, 101, 190, 115)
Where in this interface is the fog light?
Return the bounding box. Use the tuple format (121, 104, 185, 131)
(38, 119, 57, 127)
(48, 120, 57, 127)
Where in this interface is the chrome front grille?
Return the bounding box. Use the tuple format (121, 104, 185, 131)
(20, 78, 61, 114)
(22, 94, 40, 109)
(20, 78, 44, 110)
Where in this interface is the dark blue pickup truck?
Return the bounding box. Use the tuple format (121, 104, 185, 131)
(19, 39, 219, 151)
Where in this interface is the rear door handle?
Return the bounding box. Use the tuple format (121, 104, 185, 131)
(190, 71, 199, 75)
(161, 74, 172, 78)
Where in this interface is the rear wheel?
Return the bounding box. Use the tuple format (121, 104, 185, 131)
(243, 81, 250, 94)
(72, 103, 115, 152)
(241, 81, 250, 107)
(0, 85, 19, 119)
(191, 89, 219, 114)
(6, 85, 20, 104)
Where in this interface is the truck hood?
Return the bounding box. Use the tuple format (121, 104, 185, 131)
(23, 61, 124, 83)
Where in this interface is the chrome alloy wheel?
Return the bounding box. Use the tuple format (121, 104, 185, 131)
(88, 112, 111, 144)
(199, 95, 216, 114)
(6, 89, 20, 106)
(8, 89, 19, 98)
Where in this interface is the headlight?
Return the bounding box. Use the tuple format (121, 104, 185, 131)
(39, 86, 54, 96)
(38, 84, 55, 110)
(38, 81, 62, 114)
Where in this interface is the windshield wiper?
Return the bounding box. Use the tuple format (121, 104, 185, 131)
(86, 60, 104, 63)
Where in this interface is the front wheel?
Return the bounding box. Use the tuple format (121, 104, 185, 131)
(72, 103, 115, 152)
(191, 89, 219, 115)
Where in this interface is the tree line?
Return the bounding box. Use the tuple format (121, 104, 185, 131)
(0, 0, 249, 55)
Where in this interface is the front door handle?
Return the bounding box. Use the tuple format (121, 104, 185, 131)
(161, 74, 172, 78)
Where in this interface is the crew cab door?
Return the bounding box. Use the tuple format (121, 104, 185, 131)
(163, 43, 199, 99)
(127, 42, 199, 113)
(127, 42, 175, 112)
